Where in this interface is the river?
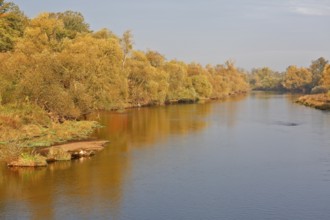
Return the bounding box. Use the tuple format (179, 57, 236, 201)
(1, 92, 330, 220)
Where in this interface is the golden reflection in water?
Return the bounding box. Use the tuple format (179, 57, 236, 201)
(0, 98, 246, 219)
(0, 103, 212, 219)
(93, 103, 212, 148)
(220, 94, 247, 128)
(0, 166, 54, 219)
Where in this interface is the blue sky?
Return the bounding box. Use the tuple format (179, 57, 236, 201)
(11, 0, 330, 71)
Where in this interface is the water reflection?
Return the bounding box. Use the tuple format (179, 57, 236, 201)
(220, 94, 247, 128)
(1, 93, 330, 220)
(93, 103, 212, 147)
(0, 100, 219, 219)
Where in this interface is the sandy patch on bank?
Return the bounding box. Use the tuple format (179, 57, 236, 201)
(41, 140, 109, 154)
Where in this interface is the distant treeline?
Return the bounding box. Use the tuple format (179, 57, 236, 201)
(248, 57, 330, 93)
(0, 1, 249, 121)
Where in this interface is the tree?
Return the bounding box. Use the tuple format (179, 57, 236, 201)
(120, 30, 133, 68)
(320, 64, 330, 89)
(215, 61, 249, 94)
(1, 6, 255, 120)
(127, 51, 169, 105)
(205, 65, 229, 98)
(282, 66, 312, 92)
(15, 13, 65, 53)
(0, 0, 27, 51)
(309, 57, 328, 89)
(93, 28, 117, 39)
(191, 74, 212, 98)
(187, 62, 204, 76)
(164, 61, 187, 101)
(55, 34, 125, 112)
(249, 67, 282, 90)
(146, 50, 165, 68)
(49, 11, 90, 39)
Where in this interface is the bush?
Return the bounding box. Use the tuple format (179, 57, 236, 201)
(0, 140, 23, 162)
(0, 102, 50, 128)
(47, 147, 71, 161)
(311, 86, 328, 94)
(8, 152, 47, 167)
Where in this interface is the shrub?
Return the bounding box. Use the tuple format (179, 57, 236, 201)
(47, 147, 71, 161)
(8, 152, 47, 167)
(311, 86, 328, 94)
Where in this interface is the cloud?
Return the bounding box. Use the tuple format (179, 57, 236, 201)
(288, 0, 330, 16)
(293, 7, 326, 16)
(292, 6, 330, 16)
(243, 1, 330, 18)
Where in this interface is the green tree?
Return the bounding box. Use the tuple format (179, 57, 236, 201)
(0, 0, 27, 51)
(49, 11, 90, 39)
(249, 67, 282, 90)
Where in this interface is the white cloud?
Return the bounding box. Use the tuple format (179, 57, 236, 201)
(293, 7, 327, 16)
(288, 0, 330, 16)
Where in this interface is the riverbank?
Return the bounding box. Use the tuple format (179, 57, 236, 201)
(39, 140, 109, 161)
(0, 92, 248, 167)
(296, 94, 330, 110)
(6, 140, 109, 167)
(0, 103, 102, 166)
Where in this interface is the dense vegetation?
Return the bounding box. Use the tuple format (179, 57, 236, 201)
(249, 57, 330, 93)
(248, 57, 330, 110)
(0, 0, 250, 163)
(0, 1, 249, 122)
(0, 0, 329, 166)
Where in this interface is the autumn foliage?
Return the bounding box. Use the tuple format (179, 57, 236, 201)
(0, 2, 249, 120)
(249, 57, 329, 93)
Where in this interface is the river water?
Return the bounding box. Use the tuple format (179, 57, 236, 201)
(1, 92, 330, 220)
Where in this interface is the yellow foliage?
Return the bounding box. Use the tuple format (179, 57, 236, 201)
(320, 64, 330, 88)
(282, 66, 312, 92)
(0, 6, 251, 119)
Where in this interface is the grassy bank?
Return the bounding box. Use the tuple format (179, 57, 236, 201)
(0, 103, 99, 164)
(296, 93, 330, 110)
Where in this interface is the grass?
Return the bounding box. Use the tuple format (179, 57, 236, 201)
(0, 140, 23, 162)
(8, 152, 47, 167)
(296, 93, 330, 110)
(24, 120, 100, 147)
(0, 102, 100, 164)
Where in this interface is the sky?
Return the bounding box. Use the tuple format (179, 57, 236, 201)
(11, 0, 330, 71)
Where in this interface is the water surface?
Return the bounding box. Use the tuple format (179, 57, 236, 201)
(1, 92, 330, 220)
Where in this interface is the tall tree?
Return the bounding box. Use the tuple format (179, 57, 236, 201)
(320, 64, 330, 89)
(249, 67, 282, 90)
(15, 13, 65, 53)
(0, 0, 27, 51)
(309, 57, 329, 89)
(282, 66, 312, 92)
(120, 30, 133, 68)
(146, 50, 165, 68)
(50, 11, 90, 39)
